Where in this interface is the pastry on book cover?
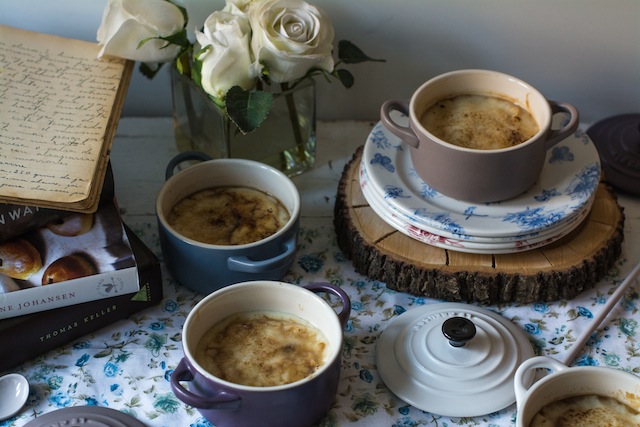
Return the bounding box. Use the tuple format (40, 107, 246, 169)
(0, 224, 162, 372)
(0, 199, 139, 319)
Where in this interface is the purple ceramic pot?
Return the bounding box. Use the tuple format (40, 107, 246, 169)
(170, 281, 351, 427)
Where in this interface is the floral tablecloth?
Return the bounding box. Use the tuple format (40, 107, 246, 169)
(3, 118, 639, 427)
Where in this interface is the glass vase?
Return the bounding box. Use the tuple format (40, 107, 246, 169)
(170, 67, 316, 177)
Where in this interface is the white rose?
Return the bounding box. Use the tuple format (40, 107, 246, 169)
(249, 0, 335, 83)
(97, 0, 185, 63)
(195, 11, 257, 99)
(223, 0, 254, 16)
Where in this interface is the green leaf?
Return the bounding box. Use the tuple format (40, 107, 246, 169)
(138, 29, 189, 52)
(93, 349, 113, 358)
(259, 60, 272, 85)
(338, 40, 386, 64)
(139, 62, 164, 79)
(190, 48, 205, 85)
(174, 49, 191, 75)
(160, 28, 189, 49)
(225, 87, 273, 134)
(333, 68, 355, 88)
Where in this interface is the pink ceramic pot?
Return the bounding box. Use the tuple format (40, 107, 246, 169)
(380, 69, 579, 202)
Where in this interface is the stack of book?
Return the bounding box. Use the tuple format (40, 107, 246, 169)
(0, 167, 164, 372)
(0, 25, 162, 372)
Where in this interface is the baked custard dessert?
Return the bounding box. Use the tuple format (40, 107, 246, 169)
(195, 310, 329, 387)
(168, 186, 290, 245)
(421, 94, 539, 150)
(530, 394, 640, 426)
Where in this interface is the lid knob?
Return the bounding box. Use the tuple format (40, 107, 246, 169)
(442, 317, 476, 347)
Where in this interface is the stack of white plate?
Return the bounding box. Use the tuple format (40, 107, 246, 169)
(359, 122, 601, 254)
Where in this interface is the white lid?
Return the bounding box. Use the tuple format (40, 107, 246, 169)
(376, 302, 535, 417)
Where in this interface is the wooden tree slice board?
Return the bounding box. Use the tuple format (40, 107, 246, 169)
(334, 146, 625, 304)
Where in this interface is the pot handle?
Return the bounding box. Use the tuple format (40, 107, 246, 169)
(165, 151, 213, 180)
(227, 234, 296, 273)
(380, 99, 420, 149)
(304, 282, 351, 328)
(170, 358, 241, 410)
(544, 101, 580, 150)
(514, 356, 569, 408)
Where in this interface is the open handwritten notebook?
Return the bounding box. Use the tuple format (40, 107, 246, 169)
(0, 25, 133, 213)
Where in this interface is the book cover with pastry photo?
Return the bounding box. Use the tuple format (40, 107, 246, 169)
(0, 164, 116, 242)
(0, 199, 139, 319)
(0, 224, 162, 372)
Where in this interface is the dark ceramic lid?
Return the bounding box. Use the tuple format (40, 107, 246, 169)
(376, 302, 535, 417)
(586, 114, 640, 196)
(24, 406, 146, 427)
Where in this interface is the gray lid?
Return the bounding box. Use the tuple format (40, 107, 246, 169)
(24, 406, 146, 427)
(376, 302, 535, 417)
(587, 114, 640, 197)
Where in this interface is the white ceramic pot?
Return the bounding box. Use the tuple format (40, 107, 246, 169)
(514, 355, 640, 426)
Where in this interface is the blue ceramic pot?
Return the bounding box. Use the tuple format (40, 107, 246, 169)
(156, 152, 300, 294)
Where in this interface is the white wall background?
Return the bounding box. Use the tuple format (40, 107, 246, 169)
(2, 0, 639, 124)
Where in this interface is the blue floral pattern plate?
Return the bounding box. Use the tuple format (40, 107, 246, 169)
(361, 171, 592, 254)
(360, 161, 594, 246)
(362, 122, 600, 238)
